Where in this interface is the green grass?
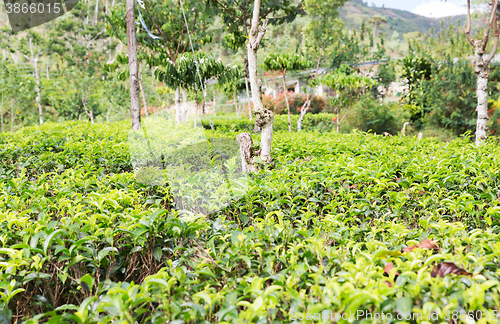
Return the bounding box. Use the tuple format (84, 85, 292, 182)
(1, 121, 500, 323)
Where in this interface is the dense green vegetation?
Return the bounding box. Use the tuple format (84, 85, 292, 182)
(3, 0, 500, 322)
(0, 0, 491, 139)
(0, 122, 499, 322)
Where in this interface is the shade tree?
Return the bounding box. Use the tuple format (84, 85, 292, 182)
(217, 66, 246, 117)
(109, 0, 214, 126)
(262, 52, 310, 132)
(315, 66, 375, 132)
(464, 0, 499, 144)
(209, 0, 304, 121)
(152, 51, 238, 122)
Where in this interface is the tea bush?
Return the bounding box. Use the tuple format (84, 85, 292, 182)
(346, 95, 407, 134)
(201, 113, 337, 133)
(1, 121, 500, 323)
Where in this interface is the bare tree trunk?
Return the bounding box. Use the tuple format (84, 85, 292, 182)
(181, 87, 188, 122)
(34, 61, 43, 125)
(465, 0, 499, 145)
(108, 38, 112, 61)
(175, 87, 181, 122)
(139, 64, 149, 118)
(94, 0, 99, 25)
(29, 39, 43, 125)
(46, 56, 49, 79)
(28, 38, 43, 125)
(236, 133, 257, 173)
(244, 76, 252, 121)
(282, 72, 292, 133)
(297, 94, 311, 132)
(127, 0, 141, 130)
(474, 43, 490, 145)
(82, 83, 95, 124)
(234, 94, 240, 117)
(238, 0, 272, 168)
(194, 91, 198, 128)
(151, 66, 155, 88)
(86, 0, 90, 26)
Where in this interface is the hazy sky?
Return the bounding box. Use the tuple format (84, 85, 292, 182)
(369, 0, 467, 18)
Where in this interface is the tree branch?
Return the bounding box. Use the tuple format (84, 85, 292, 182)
(212, 0, 241, 20)
(482, 0, 499, 53)
(142, 1, 176, 61)
(465, 0, 475, 47)
(249, 19, 268, 50)
(486, 1, 500, 64)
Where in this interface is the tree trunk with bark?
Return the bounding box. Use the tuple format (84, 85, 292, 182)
(82, 83, 95, 124)
(194, 91, 198, 128)
(282, 71, 292, 133)
(244, 76, 252, 121)
(243, 56, 253, 121)
(28, 38, 43, 125)
(474, 42, 490, 144)
(236, 133, 257, 173)
(94, 0, 99, 26)
(234, 94, 240, 117)
(174, 87, 181, 122)
(465, 0, 499, 145)
(297, 94, 311, 132)
(181, 87, 189, 122)
(127, 0, 141, 130)
(237, 0, 272, 172)
(34, 58, 43, 125)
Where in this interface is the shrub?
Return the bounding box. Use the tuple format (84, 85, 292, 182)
(416, 58, 477, 136)
(346, 95, 406, 134)
(4, 121, 500, 322)
(201, 113, 337, 132)
(263, 93, 329, 115)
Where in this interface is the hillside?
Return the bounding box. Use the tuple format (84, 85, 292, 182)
(340, 0, 467, 38)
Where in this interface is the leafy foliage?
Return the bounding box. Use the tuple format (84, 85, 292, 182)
(346, 95, 402, 134)
(416, 59, 478, 135)
(262, 53, 310, 73)
(400, 55, 433, 122)
(315, 67, 376, 124)
(152, 52, 237, 92)
(1, 122, 500, 322)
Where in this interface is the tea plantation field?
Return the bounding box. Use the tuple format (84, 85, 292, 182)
(1, 121, 500, 323)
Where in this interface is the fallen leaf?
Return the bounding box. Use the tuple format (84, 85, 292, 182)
(383, 262, 400, 287)
(402, 238, 440, 253)
(431, 262, 472, 278)
(383, 262, 400, 277)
